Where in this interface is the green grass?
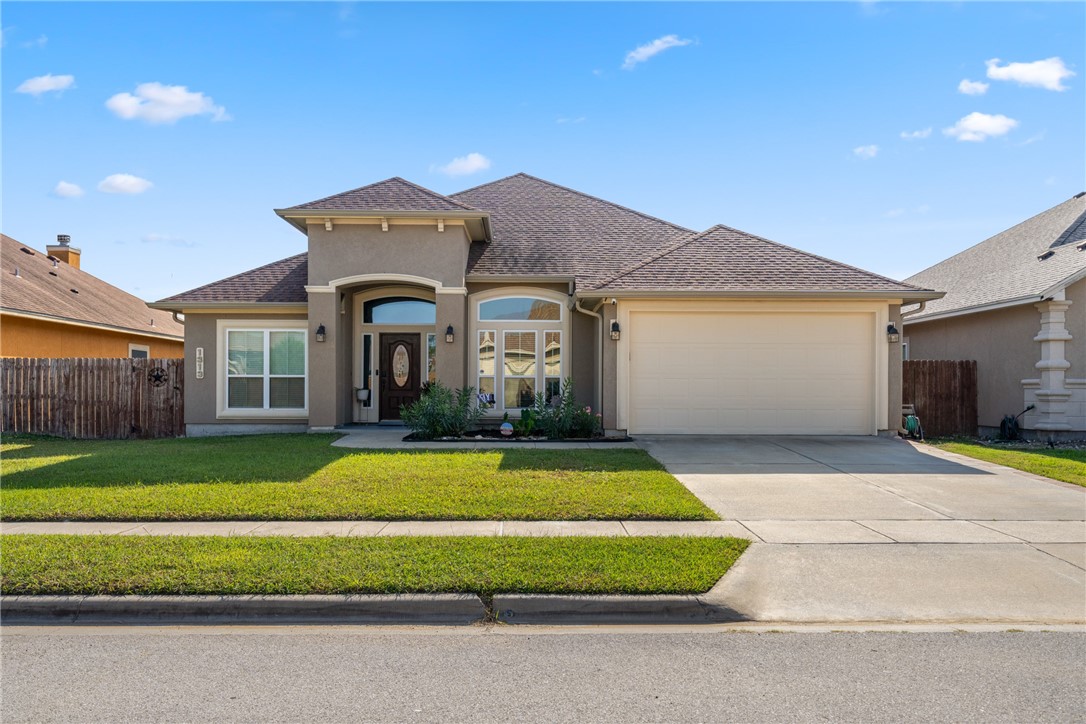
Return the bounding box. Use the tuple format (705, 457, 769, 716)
(0, 535, 748, 596)
(930, 440, 1086, 487)
(0, 434, 715, 521)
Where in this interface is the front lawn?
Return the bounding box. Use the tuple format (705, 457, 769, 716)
(930, 440, 1086, 487)
(0, 434, 715, 521)
(0, 535, 748, 596)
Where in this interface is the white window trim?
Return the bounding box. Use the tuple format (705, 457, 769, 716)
(128, 343, 150, 359)
(469, 288, 570, 416)
(216, 319, 308, 419)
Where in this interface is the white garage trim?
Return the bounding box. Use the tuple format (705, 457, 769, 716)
(616, 299, 890, 434)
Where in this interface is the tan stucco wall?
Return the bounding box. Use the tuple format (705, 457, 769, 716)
(0, 313, 183, 358)
(307, 223, 468, 288)
(182, 312, 308, 426)
(887, 304, 903, 432)
(1065, 278, 1085, 375)
(904, 302, 1042, 428)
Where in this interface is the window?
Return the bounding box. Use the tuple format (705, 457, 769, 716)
(479, 297, 561, 321)
(426, 333, 437, 384)
(225, 329, 306, 411)
(474, 295, 566, 411)
(363, 297, 436, 325)
(128, 343, 150, 359)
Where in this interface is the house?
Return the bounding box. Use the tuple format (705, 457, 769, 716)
(152, 174, 939, 437)
(1, 234, 184, 358)
(903, 193, 1086, 439)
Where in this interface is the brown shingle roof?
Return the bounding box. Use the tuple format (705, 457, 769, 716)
(904, 193, 1086, 320)
(287, 177, 479, 212)
(0, 234, 183, 339)
(156, 252, 308, 304)
(592, 224, 930, 294)
(451, 173, 692, 286)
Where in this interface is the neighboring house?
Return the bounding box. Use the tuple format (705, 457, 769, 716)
(1, 234, 184, 358)
(152, 174, 939, 437)
(903, 193, 1086, 438)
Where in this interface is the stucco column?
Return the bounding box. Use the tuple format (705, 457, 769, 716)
(435, 292, 466, 390)
(601, 303, 620, 433)
(307, 290, 339, 430)
(1030, 297, 1074, 431)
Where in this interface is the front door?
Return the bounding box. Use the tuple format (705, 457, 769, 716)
(379, 333, 421, 420)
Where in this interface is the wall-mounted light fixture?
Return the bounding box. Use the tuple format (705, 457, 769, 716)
(610, 321, 621, 341)
(315, 324, 326, 343)
(886, 323, 900, 344)
(445, 325, 455, 343)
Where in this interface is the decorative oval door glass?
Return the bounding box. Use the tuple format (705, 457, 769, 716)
(392, 344, 410, 387)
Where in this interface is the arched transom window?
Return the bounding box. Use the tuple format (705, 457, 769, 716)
(476, 295, 565, 410)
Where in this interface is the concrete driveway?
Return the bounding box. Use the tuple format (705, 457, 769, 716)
(636, 435, 1086, 624)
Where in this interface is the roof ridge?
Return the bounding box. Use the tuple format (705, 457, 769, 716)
(158, 252, 307, 303)
(1050, 206, 1086, 249)
(287, 177, 477, 212)
(592, 227, 709, 289)
(905, 193, 1086, 282)
(452, 172, 694, 234)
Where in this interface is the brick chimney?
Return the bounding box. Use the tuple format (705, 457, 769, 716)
(46, 234, 81, 269)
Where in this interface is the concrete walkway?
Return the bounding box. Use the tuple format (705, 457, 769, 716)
(633, 435, 1085, 623)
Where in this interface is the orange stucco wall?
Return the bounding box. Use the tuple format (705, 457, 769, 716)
(0, 314, 184, 358)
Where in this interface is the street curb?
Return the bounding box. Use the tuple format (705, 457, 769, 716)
(491, 595, 746, 624)
(0, 595, 486, 625)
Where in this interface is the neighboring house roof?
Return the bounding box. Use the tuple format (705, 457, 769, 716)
(158, 173, 935, 306)
(451, 173, 692, 287)
(156, 252, 308, 305)
(904, 193, 1086, 322)
(284, 177, 479, 213)
(592, 224, 928, 295)
(0, 233, 183, 339)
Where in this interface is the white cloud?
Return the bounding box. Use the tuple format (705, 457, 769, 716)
(943, 112, 1018, 142)
(98, 174, 153, 194)
(16, 73, 75, 96)
(900, 128, 932, 140)
(957, 79, 989, 95)
(556, 116, 586, 124)
(985, 57, 1075, 91)
(915, 204, 931, 215)
(141, 233, 192, 247)
(106, 82, 230, 124)
(884, 208, 905, 218)
(621, 34, 693, 70)
(431, 152, 491, 177)
(853, 144, 879, 159)
(53, 181, 84, 198)
(22, 34, 47, 48)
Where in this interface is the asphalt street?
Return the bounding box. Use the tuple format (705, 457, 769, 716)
(2, 626, 1083, 723)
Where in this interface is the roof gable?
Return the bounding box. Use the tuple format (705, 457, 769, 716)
(0, 234, 183, 338)
(904, 193, 1086, 319)
(592, 224, 929, 294)
(286, 177, 478, 213)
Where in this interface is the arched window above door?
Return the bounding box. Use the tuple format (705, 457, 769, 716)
(363, 297, 436, 325)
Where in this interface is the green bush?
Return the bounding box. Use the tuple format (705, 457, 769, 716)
(401, 382, 485, 439)
(531, 377, 601, 440)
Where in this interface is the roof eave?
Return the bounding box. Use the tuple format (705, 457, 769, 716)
(274, 208, 491, 241)
(0, 307, 184, 341)
(149, 301, 308, 312)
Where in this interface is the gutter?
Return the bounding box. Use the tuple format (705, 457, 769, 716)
(0, 308, 184, 342)
(574, 289, 944, 302)
(573, 299, 604, 412)
(900, 294, 1043, 325)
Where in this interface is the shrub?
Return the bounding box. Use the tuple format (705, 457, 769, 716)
(571, 405, 603, 438)
(401, 382, 485, 439)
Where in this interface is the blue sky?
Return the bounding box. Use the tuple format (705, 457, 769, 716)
(3, 2, 1083, 302)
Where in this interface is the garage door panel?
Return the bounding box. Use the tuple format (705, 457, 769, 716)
(628, 311, 875, 435)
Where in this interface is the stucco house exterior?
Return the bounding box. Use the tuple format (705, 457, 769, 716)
(2, 233, 184, 358)
(903, 193, 1086, 438)
(153, 174, 938, 437)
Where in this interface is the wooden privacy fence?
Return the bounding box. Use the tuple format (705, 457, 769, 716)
(902, 359, 978, 438)
(1, 358, 184, 439)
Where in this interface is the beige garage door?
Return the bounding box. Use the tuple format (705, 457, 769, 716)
(628, 311, 875, 435)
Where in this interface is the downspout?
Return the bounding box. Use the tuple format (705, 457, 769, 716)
(171, 311, 185, 325)
(900, 301, 926, 320)
(573, 299, 604, 413)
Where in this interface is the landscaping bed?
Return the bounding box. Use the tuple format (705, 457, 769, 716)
(405, 430, 632, 443)
(928, 439, 1086, 487)
(0, 434, 716, 521)
(0, 535, 749, 596)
